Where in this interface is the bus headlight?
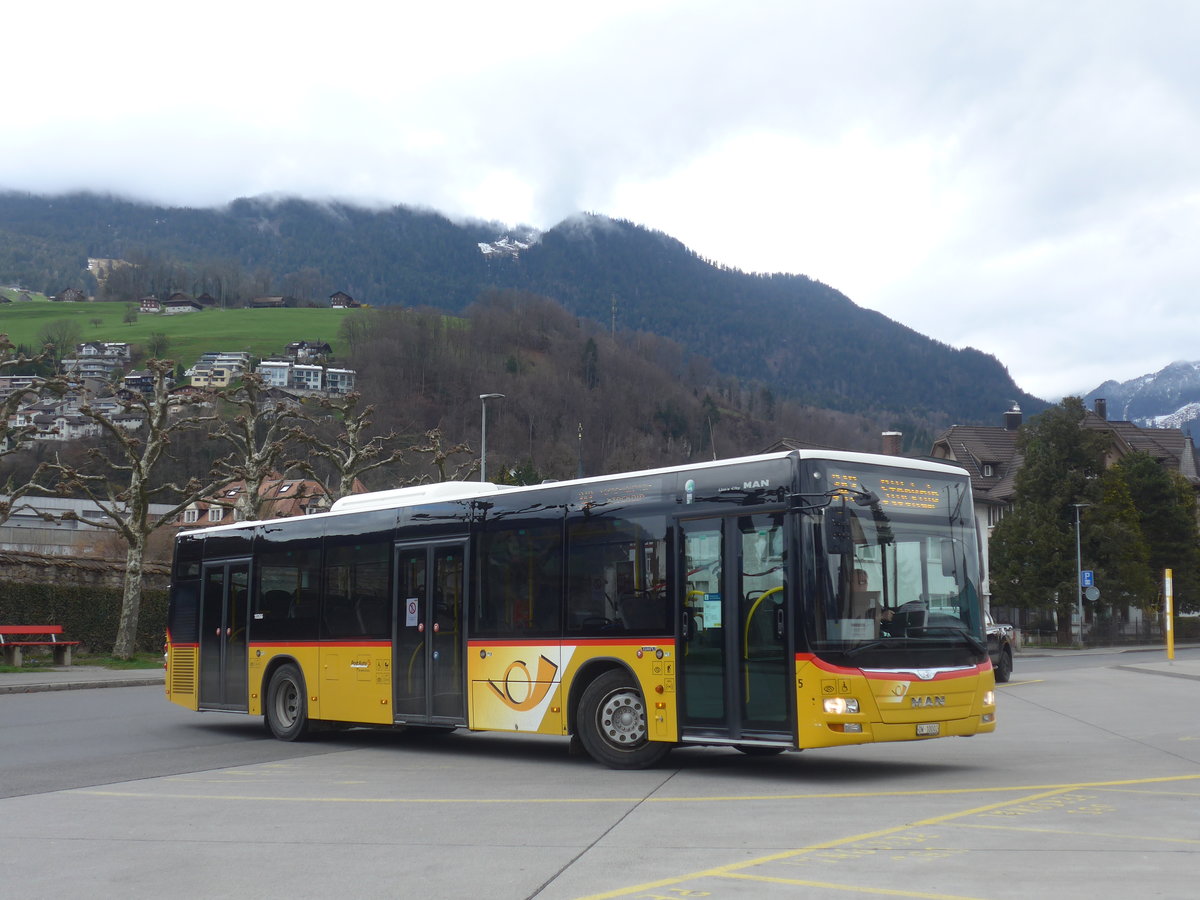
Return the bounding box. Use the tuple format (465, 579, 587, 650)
(983, 690, 995, 706)
(823, 697, 859, 715)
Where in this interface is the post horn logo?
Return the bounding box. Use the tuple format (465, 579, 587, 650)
(487, 655, 559, 711)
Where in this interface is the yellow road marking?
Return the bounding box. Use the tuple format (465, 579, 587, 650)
(576, 786, 1081, 899)
(574, 775, 1200, 900)
(720, 872, 988, 899)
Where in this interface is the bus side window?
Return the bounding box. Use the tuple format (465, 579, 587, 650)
(567, 513, 670, 636)
(322, 538, 391, 640)
(475, 520, 562, 638)
(255, 548, 320, 641)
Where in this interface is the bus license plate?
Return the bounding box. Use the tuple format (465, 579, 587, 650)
(916, 723, 940, 736)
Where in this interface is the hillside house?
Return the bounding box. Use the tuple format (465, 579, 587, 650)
(285, 340, 333, 360)
(329, 291, 360, 308)
(53, 288, 87, 302)
(163, 298, 203, 314)
(61, 356, 123, 381)
(78, 341, 132, 361)
(139, 297, 162, 313)
(252, 359, 356, 394)
(190, 364, 240, 389)
(122, 370, 156, 393)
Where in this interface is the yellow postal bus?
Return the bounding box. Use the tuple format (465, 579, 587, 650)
(165, 450, 996, 768)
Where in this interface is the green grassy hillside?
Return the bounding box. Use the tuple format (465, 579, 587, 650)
(0, 302, 357, 365)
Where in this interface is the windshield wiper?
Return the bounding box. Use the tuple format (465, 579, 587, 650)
(844, 639, 893, 658)
(912, 626, 987, 655)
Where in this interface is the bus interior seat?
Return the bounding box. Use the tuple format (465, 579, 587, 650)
(261, 590, 293, 618)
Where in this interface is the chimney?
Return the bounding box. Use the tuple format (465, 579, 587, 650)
(1004, 403, 1023, 431)
(881, 431, 902, 456)
(1094, 398, 1107, 420)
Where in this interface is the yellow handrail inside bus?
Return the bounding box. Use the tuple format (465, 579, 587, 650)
(743, 585, 783, 702)
(406, 640, 424, 692)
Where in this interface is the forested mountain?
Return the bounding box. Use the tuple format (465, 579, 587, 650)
(0, 191, 1046, 429)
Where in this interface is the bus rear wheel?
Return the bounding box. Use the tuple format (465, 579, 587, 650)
(265, 663, 310, 741)
(577, 670, 671, 769)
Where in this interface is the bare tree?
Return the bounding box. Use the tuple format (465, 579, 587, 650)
(289, 392, 405, 500)
(0, 334, 60, 526)
(408, 428, 477, 482)
(212, 374, 305, 520)
(41, 359, 234, 658)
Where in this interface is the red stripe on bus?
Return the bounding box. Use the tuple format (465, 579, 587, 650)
(797, 652, 988, 681)
(467, 637, 674, 648)
(249, 640, 391, 648)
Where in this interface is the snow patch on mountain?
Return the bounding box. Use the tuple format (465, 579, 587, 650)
(1087, 361, 1200, 439)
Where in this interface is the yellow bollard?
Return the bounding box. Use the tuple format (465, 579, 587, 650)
(1164, 568, 1175, 662)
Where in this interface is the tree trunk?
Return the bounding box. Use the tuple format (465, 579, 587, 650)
(113, 537, 146, 659)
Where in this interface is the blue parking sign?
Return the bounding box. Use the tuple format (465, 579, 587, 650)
(1081, 570, 1094, 588)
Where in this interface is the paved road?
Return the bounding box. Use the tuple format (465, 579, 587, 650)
(2, 650, 1198, 899)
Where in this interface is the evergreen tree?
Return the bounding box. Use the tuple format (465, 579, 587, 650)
(1115, 452, 1200, 613)
(989, 398, 1110, 641)
(1086, 468, 1155, 619)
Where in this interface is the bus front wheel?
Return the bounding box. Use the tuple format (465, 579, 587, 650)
(265, 663, 310, 741)
(577, 670, 671, 769)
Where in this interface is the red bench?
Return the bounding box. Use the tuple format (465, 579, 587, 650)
(0, 626, 80, 666)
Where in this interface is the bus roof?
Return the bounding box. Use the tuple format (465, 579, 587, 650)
(177, 449, 969, 538)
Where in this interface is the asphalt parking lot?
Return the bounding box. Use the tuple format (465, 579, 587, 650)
(2, 652, 1198, 899)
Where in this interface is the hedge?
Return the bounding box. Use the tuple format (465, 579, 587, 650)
(0, 581, 167, 654)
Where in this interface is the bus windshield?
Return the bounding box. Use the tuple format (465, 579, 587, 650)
(803, 462, 984, 669)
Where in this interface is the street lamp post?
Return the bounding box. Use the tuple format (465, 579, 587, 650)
(479, 393, 505, 482)
(1072, 502, 1091, 646)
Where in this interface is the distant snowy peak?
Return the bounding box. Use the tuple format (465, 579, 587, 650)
(1086, 360, 1200, 438)
(478, 231, 540, 259)
(1150, 402, 1200, 430)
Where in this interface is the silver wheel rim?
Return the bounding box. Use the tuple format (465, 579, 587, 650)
(275, 679, 299, 727)
(597, 688, 647, 748)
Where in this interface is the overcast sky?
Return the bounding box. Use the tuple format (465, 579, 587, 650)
(5, 1, 1198, 401)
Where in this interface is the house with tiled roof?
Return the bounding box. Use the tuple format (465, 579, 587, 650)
(177, 475, 333, 528)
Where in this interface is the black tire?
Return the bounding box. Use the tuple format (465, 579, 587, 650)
(994, 647, 1013, 683)
(735, 745, 787, 757)
(265, 663, 310, 741)
(576, 670, 672, 769)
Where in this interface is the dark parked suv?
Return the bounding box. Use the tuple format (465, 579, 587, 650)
(985, 610, 1015, 682)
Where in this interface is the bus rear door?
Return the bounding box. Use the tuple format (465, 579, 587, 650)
(198, 559, 250, 711)
(394, 541, 468, 726)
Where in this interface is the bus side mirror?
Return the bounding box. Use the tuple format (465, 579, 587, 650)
(825, 507, 853, 555)
(940, 539, 957, 576)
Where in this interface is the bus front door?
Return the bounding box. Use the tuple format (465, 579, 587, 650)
(678, 515, 791, 746)
(393, 541, 467, 725)
(198, 559, 250, 711)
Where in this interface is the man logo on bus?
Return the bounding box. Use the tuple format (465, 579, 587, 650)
(911, 695, 946, 708)
(488, 655, 559, 711)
